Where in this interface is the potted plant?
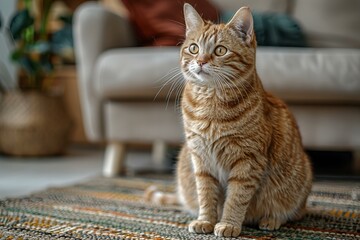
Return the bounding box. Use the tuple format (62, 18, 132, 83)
(0, 0, 72, 156)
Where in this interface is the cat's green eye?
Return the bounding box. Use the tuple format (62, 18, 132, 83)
(189, 43, 199, 54)
(214, 45, 227, 56)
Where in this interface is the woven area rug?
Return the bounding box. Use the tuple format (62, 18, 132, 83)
(0, 177, 359, 240)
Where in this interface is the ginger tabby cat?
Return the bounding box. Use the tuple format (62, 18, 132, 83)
(145, 3, 313, 238)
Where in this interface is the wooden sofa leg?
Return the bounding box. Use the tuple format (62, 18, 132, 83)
(103, 142, 126, 177)
(152, 140, 168, 169)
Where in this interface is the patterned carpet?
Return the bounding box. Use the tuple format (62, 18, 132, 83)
(0, 177, 359, 240)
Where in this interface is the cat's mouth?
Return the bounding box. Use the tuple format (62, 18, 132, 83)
(195, 69, 210, 76)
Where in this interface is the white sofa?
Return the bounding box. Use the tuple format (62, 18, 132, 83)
(74, 0, 360, 176)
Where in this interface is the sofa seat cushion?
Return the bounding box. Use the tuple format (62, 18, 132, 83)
(95, 47, 360, 103)
(258, 47, 360, 103)
(95, 47, 180, 100)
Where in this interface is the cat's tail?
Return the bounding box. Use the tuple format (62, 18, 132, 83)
(144, 185, 179, 205)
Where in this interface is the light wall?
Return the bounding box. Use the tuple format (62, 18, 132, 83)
(0, 0, 17, 89)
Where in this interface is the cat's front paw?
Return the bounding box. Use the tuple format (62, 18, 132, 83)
(188, 220, 214, 234)
(259, 217, 282, 231)
(214, 222, 241, 237)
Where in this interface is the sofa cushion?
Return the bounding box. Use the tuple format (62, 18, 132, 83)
(221, 11, 307, 47)
(258, 47, 360, 103)
(289, 105, 360, 149)
(292, 0, 360, 48)
(95, 47, 360, 103)
(95, 47, 180, 100)
(105, 102, 184, 142)
(121, 0, 219, 46)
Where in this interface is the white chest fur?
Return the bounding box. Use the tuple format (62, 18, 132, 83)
(189, 135, 230, 190)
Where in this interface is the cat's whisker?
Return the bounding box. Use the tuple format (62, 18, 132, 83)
(220, 76, 240, 103)
(169, 68, 191, 112)
(175, 80, 186, 108)
(212, 72, 229, 101)
(174, 83, 186, 112)
(165, 69, 191, 110)
(216, 66, 254, 106)
(164, 72, 184, 110)
(155, 67, 181, 86)
(222, 76, 244, 106)
(234, 73, 262, 109)
(212, 76, 224, 99)
(154, 68, 182, 101)
(212, 67, 245, 106)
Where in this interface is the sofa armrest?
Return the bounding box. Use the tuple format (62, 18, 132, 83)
(74, 2, 136, 141)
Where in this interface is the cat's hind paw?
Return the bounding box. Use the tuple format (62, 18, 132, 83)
(259, 217, 282, 231)
(188, 220, 214, 234)
(144, 185, 158, 202)
(214, 222, 241, 237)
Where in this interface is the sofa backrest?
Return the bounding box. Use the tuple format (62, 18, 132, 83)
(211, 0, 360, 48)
(291, 0, 360, 48)
(210, 0, 289, 13)
(104, 0, 360, 48)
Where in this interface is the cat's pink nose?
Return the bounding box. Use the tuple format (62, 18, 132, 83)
(197, 54, 210, 67)
(197, 60, 207, 67)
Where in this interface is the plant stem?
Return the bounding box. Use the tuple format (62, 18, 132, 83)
(23, 0, 34, 45)
(39, 0, 53, 40)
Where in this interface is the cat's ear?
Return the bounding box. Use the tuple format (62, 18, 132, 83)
(183, 3, 204, 36)
(226, 7, 254, 46)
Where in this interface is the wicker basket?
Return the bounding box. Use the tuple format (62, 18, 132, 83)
(0, 91, 72, 156)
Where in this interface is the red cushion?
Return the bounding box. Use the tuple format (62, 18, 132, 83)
(121, 0, 219, 46)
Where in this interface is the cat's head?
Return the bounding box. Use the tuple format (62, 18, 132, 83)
(181, 3, 256, 87)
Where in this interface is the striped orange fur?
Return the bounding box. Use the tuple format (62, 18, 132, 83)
(146, 3, 313, 238)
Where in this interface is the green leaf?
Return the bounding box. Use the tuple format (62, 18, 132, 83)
(11, 48, 25, 62)
(9, 9, 34, 40)
(39, 0, 53, 39)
